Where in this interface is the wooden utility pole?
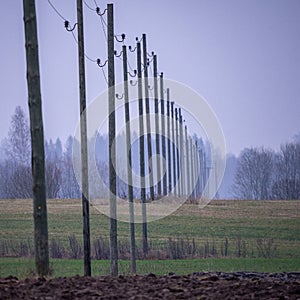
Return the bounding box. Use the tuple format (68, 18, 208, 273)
(175, 108, 181, 197)
(214, 161, 218, 199)
(166, 89, 172, 194)
(23, 0, 49, 277)
(122, 45, 136, 273)
(171, 102, 177, 197)
(153, 55, 161, 197)
(137, 41, 148, 256)
(142, 34, 154, 201)
(107, 3, 118, 276)
(205, 155, 210, 198)
(200, 147, 206, 198)
(190, 137, 195, 200)
(160, 73, 167, 195)
(198, 146, 203, 198)
(196, 143, 200, 198)
(185, 126, 191, 198)
(179, 109, 185, 196)
(76, 0, 91, 277)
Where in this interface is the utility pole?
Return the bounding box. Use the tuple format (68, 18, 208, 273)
(185, 126, 190, 198)
(167, 89, 172, 194)
(137, 41, 148, 256)
(153, 54, 161, 197)
(122, 45, 136, 273)
(175, 108, 181, 197)
(142, 34, 154, 201)
(190, 137, 195, 201)
(160, 73, 167, 195)
(203, 151, 208, 198)
(23, 0, 49, 277)
(179, 109, 185, 196)
(198, 146, 203, 198)
(214, 161, 218, 199)
(171, 102, 177, 197)
(76, 0, 91, 276)
(195, 141, 202, 198)
(107, 3, 118, 276)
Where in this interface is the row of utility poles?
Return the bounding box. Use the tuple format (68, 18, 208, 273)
(24, 1, 209, 277)
(104, 4, 208, 275)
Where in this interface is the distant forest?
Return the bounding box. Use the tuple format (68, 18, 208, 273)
(0, 106, 299, 200)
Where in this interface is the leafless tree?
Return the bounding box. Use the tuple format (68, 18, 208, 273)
(233, 147, 274, 199)
(1, 106, 32, 198)
(5, 106, 31, 166)
(60, 136, 80, 198)
(272, 142, 300, 199)
(44, 139, 62, 198)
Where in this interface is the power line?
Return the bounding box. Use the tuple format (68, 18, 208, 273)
(71, 31, 97, 63)
(83, 0, 95, 11)
(127, 60, 136, 73)
(100, 67, 108, 85)
(97, 59, 109, 85)
(99, 13, 108, 41)
(47, 0, 67, 21)
(47, 1, 101, 65)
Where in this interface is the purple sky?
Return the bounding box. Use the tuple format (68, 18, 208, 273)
(1, 0, 300, 155)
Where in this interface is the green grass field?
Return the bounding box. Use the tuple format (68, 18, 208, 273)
(0, 199, 299, 277)
(1, 258, 299, 279)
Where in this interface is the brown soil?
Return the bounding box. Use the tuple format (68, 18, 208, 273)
(1, 272, 299, 299)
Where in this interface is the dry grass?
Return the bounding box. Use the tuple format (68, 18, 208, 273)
(0, 198, 299, 259)
(174, 200, 300, 219)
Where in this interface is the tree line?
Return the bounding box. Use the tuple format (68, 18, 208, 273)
(233, 138, 300, 200)
(0, 106, 79, 199)
(0, 106, 208, 200)
(0, 106, 140, 200)
(1, 106, 299, 200)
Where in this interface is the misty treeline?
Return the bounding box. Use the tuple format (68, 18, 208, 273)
(0, 106, 135, 199)
(0, 106, 77, 199)
(232, 140, 300, 200)
(0, 106, 299, 200)
(0, 106, 207, 199)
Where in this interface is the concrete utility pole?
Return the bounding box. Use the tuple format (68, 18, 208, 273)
(153, 55, 161, 197)
(160, 73, 167, 195)
(107, 3, 118, 276)
(179, 109, 185, 196)
(122, 45, 136, 273)
(23, 0, 49, 277)
(171, 102, 177, 197)
(185, 126, 190, 198)
(167, 89, 172, 194)
(175, 108, 181, 197)
(136, 41, 148, 256)
(142, 34, 155, 201)
(76, 0, 91, 276)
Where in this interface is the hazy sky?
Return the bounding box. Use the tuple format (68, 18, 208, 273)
(1, 0, 299, 155)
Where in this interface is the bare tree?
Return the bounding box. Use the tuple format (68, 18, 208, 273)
(1, 106, 32, 198)
(5, 106, 31, 166)
(272, 142, 300, 199)
(233, 147, 274, 199)
(60, 136, 80, 198)
(45, 139, 62, 198)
